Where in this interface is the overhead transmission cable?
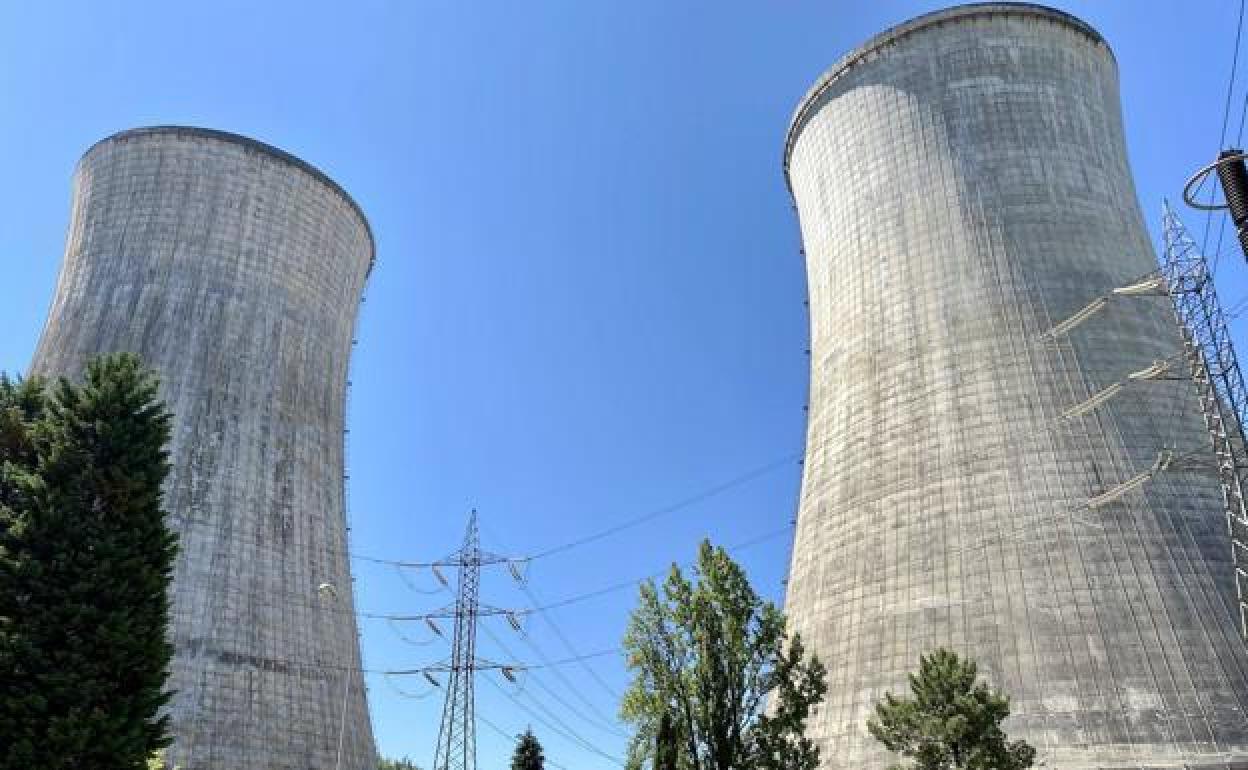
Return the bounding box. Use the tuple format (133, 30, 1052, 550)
(477, 714, 572, 770)
(1206, 0, 1246, 276)
(477, 519, 629, 708)
(382, 647, 621, 678)
(524, 454, 800, 562)
(351, 452, 799, 569)
(516, 579, 624, 703)
(481, 671, 626, 767)
(383, 674, 580, 770)
(162, 448, 799, 572)
(475, 613, 627, 739)
(383, 521, 793, 622)
(161, 646, 619, 679)
(159, 520, 795, 627)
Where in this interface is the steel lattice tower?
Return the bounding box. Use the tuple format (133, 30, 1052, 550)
(429, 512, 524, 770)
(1161, 201, 1248, 640)
(434, 513, 483, 770)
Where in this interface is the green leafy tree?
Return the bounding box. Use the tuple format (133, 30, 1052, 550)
(654, 712, 677, 770)
(867, 648, 1036, 770)
(376, 757, 421, 770)
(146, 750, 180, 770)
(510, 728, 544, 770)
(0, 354, 177, 770)
(621, 540, 826, 770)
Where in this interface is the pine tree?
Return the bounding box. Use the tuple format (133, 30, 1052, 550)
(0, 354, 177, 770)
(511, 728, 545, 770)
(867, 648, 1036, 770)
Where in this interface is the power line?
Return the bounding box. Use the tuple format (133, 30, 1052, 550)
(1206, 0, 1246, 276)
(386, 679, 582, 770)
(476, 713, 572, 770)
(526, 454, 800, 561)
(137, 521, 796, 629)
(356, 453, 800, 569)
(145, 645, 616, 679)
(385, 522, 795, 623)
(385, 648, 621, 676)
(477, 617, 627, 739)
(481, 671, 626, 767)
(475, 519, 629, 711)
(517, 579, 623, 702)
(160, 448, 798, 573)
(1221, 0, 1245, 150)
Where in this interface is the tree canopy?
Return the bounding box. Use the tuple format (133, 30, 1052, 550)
(0, 354, 177, 770)
(510, 727, 544, 770)
(867, 648, 1036, 770)
(621, 539, 826, 770)
(377, 757, 421, 770)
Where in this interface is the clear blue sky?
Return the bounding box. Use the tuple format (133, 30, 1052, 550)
(2, 2, 1246, 767)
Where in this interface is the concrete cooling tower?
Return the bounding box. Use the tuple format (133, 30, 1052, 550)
(783, 4, 1248, 768)
(32, 127, 375, 769)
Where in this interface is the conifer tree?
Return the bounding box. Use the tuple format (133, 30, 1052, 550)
(511, 727, 545, 770)
(0, 354, 177, 770)
(867, 648, 1036, 770)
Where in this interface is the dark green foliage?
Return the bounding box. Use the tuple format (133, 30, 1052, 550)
(621, 540, 827, 770)
(867, 648, 1036, 770)
(0, 354, 177, 770)
(655, 712, 677, 770)
(376, 757, 421, 770)
(510, 728, 544, 770)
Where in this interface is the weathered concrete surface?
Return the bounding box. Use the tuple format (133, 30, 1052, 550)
(31, 126, 376, 769)
(784, 5, 1248, 768)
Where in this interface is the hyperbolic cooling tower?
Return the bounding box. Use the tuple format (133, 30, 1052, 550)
(783, 4, 1248, 768)
(31, 126, 375, 769)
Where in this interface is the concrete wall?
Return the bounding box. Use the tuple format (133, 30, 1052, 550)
(31, 126, 376, 769)
(784, 5, 1248, 768)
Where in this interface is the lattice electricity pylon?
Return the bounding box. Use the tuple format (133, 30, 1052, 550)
(1161, 200, 1248, 642)
(431, 510, 526, 770)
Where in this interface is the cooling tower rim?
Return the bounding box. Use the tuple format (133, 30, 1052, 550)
(79, 125, 376, 274)
(782, 2, 1113, 186)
